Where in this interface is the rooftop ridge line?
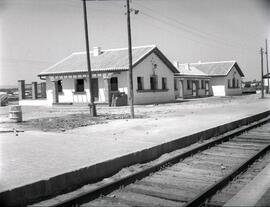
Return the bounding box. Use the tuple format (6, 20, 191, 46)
(72, 45, 157, 55)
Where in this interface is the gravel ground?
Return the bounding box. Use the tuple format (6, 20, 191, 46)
(0, 94, 269, 132)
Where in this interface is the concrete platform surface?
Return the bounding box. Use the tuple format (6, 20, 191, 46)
(0, 98, 269, 194)
(225, 162, 270, 206)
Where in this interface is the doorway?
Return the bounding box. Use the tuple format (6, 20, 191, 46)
(91, 78, 99, 101)
(192, 81, 198, 97)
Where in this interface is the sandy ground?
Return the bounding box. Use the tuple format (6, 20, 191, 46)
(0, 94, 269, 192)
(0, 94, 269, 132)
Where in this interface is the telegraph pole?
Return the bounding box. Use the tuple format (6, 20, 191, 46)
(260, 48, 265, 98)
(82, 0, 97, 116)
(126, 0, 135, 118)
(265, 38, 270, 94)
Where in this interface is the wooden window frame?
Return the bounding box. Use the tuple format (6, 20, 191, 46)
(110, 77, 118, 91)
(162, 77, 167, 90)
(57, 80, 63, 93)
(137, 77, 144, 91)
(187, 80, 191, 90)
(150, 75, 157, 90)
(174, 79, 178, 90)
(75, 79, 85, 93)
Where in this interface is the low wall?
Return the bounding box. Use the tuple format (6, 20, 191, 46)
(1, 110, 269, 206)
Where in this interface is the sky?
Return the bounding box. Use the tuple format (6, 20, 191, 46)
(0, 0, 269, 87)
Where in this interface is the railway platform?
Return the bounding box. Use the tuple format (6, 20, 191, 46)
(0, 98, 270, 206)
(225, 161, 270, 206)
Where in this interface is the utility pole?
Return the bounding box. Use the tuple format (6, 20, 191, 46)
(126, 0, 135, 118)
(260, 48, 265, 98)
(82, 0, 97, 116)
(265, 38, 270, 94)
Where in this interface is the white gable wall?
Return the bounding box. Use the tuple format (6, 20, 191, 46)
(210, 66, 242, 96)
(132, 52, 175, 104)
(224, 66, 242, 96)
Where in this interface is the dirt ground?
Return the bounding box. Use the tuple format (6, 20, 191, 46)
(0, 94, 269, 132)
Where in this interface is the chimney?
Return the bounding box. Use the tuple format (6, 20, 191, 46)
(93, 46, 101, 56)
(185, 63, 190, 70)
(173, 60, 179, 68)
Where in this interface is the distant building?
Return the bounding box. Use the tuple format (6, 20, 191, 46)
(38, 45, 178, 105)
(174, 62, 211, 98)
(263, 73, 270, 92)
(187, 61, 245, 96)
(263, 73, 270, 86)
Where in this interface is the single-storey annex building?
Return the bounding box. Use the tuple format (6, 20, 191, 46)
(187, 61, 245, 96)
(38, 45, 179, 105)
(173, 62, 211, 99)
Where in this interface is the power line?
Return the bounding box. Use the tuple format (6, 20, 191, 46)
(134, 1, 260, 51)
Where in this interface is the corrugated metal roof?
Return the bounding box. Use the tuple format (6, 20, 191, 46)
(39, 45, 156, 76)
(188, 61, 244, 77)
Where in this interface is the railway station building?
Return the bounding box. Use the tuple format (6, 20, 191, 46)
(37, 45, 245, 106)
(38, 45, 179, 105)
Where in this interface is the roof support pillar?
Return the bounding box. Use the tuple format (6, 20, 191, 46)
(103, 77, 112, 106)
(52, 80, 59, 104)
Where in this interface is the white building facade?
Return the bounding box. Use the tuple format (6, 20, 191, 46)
(39, 46, 178, 106)
(188, 61, 244, 96)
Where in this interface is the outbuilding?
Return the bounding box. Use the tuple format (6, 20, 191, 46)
(188, 61, 244, 96)
(174, 63, 211, 99)
(38, 45, 178, 105)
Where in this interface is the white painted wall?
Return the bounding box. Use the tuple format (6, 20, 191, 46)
(210, 66, 242, 96)
(211, 77, 226, 96)
(46, 77, 53, 105)
(45, 52, 175, 105)
(224, 66, 242, 96)
(132, 52, 175, 104)
(176, 78, 210, 98)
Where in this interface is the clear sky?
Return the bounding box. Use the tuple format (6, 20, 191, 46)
(0, 0, 269, 87)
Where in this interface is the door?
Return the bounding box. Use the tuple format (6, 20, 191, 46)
(91, 78, 99, 101)
(179, 80, 184, 98)
(205, 81, 209, 95)
(192, 81, 198, 97)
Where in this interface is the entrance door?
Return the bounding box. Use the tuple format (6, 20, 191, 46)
(179, 80, 183, 98)
(205, 81, 209, 96)
(91, 78, 99, 101)
(192, 81, 198, 97)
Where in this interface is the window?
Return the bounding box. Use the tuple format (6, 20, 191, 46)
(162, 77, 167, 90)
(174, 80, 178, 90)
(232, 77, 236, 88)
(237, 79, 239, 88)
(187, 80, 191, 90)
(137, 77, 144, 90)
(110, 77, 118, 91)
(57, 80, 63, 93)
(75, 79, 84, 92)
(228, 79, 231, 88)
(201, 80, 205, 89)
(150, 75, 157, 90)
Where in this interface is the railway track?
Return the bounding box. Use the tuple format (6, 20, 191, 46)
(33, 117, 270, 207)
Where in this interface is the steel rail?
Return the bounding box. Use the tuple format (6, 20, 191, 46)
(46, 116, 270, 207)
(183, 143, 270, 207)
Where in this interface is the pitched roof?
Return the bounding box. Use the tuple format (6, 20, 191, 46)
(38, 45, 178, 76)
(175, 64, 209, 77)
(189, 61, 244, 77)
